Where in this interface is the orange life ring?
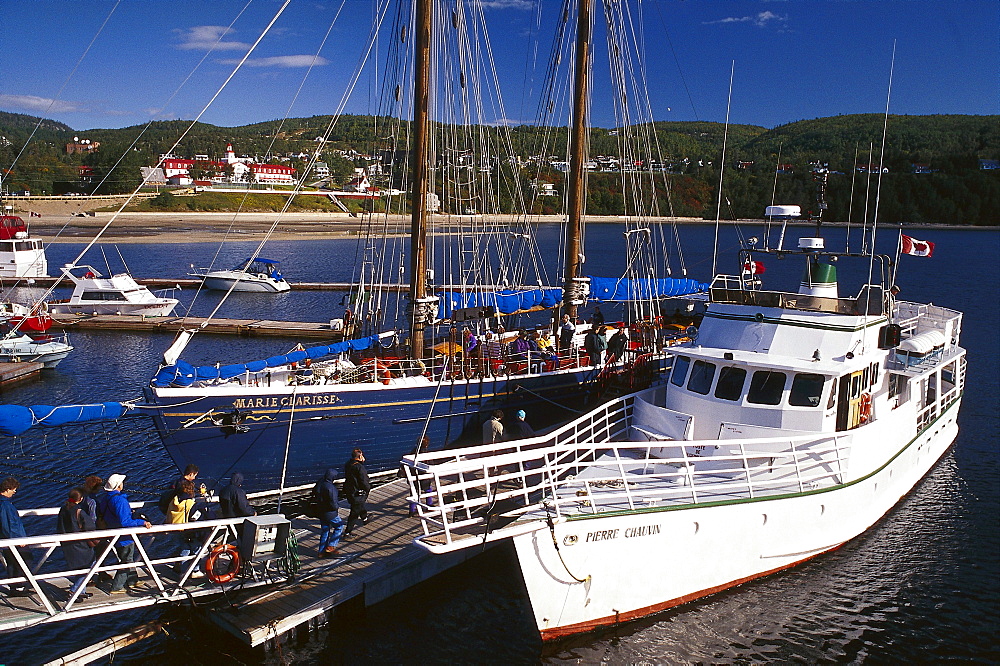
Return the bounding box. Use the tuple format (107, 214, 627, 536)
(205, 543, 240, 584)
(858, 393, 872, 423)
(365, 359, 393, 385)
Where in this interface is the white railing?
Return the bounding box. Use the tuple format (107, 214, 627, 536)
(0, 518, 254, 619)
(401, 391, 852, 553)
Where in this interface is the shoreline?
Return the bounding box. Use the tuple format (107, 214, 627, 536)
(9, 205, 995, 244)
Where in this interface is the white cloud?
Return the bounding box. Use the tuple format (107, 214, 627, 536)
(216, 55, 331, 68)
(704, 11, 786, 28)
(479, 0, 533, 9)
(0, 94, 83, 114)
(176, 25, 252, 51)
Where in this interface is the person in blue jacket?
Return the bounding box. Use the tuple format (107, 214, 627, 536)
(95, 473, 151, 594)
(0, 477, 31, 597)
(315, 468, 344, 557)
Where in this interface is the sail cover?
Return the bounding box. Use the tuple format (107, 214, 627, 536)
(0, 402, 129, 437)
(437, 278, 706, 318)
(436, 288, 561, 319)
(150, 333, 384, 388)
(588, 276, 708, 302)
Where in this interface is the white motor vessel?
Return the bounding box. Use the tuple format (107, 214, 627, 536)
(401, 222, 964, 641)
(47, 264, 179, 316)
(190, 257, 290, 293)
(0, 215, 47, 279)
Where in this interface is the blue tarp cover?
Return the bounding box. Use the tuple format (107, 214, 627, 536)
(0, 402, 128, 436)
(150, 334, 383, 388)
(587, 276, 708, 302)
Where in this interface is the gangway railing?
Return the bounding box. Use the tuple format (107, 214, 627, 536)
(0, 517, 284, 628)
(401, 390, 853, 553)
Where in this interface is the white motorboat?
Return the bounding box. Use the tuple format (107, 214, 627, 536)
(47, 264, 179, 316)
(401, 220, 964, 641)
(0, 332, 73, 367)
(190, 257, 291, 293)
(0, 215, 47, 279)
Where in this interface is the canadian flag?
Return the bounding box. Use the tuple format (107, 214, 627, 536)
(901, 234, 934, 257)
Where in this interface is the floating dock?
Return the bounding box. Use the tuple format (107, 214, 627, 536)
(206, 480, 477, 649)
(47, 314, 354, 339)
(0, 361, 44, 385)
(0, 480, 478, 656)
(1, 277, 407, 292)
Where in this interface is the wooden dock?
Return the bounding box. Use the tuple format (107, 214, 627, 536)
(206, 480, 477, 649)
(0, 481, 477, 654)
(47, 314, 354, 339)
(1, 277, 407, 292)
(0, 361, 44, 385)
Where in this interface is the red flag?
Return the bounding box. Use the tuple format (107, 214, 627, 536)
(901, 234, 934, 257)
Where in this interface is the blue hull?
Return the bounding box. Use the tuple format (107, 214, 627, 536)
(143, 366, 613, 490)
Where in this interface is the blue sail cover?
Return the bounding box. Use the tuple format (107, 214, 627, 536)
(150, 334, 383, 388)
(437, 288, 562, 319)
(0, 402, 128, 437)
(588, 276, 708, 302)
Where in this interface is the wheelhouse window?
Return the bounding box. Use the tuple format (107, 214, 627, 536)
(789, 373, 826, 407)
(670, 356, 690, 387)
(82, 291, 127, 301)
(747, 370, 786, 405)
(714, 366, 746, 401)
(687, 360, 716, 395)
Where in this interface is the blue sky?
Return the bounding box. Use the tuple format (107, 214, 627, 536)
(0, 0, 996, 132)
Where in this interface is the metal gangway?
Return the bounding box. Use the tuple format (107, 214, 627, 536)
(0, 502, 295, 632)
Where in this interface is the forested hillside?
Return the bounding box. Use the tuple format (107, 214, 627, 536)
(1, 110, 996, 225)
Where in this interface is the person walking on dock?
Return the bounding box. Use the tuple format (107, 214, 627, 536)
(219, 472, 256, 519)
(506, 409, 536, 441)
(0, 477, 31, 597)
(56, 488, 95, 598)
(314, 469, 345, 557)
(343, 449, 372, 537)
(166, 480, 199, 576)
(95, 473, 151, 594)
(483, 409, 504, 445)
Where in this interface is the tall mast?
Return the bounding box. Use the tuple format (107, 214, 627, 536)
(560, 0, 593, 324)
(408, 0, 433, 359)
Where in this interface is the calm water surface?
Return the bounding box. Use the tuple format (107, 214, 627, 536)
(0, 224, 995, 663)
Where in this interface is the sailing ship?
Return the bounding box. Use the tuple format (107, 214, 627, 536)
(135, 0, 705, 489)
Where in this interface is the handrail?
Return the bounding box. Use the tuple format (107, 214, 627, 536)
(0, 517, 253, 618)
(402, 388, 854, 552)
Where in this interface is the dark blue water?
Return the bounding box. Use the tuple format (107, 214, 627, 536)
(0, 224, 996, 663)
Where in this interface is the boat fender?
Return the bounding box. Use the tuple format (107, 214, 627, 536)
(859, 393, 872, 423)
(205, 543, 240, 584)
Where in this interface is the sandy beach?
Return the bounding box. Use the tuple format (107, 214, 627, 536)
(7, 198, 992, 243)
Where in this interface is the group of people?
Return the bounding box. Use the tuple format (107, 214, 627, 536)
(0, 464, 264, 599)
(312, 448, 372, 557)
(482, 409, 536, 445)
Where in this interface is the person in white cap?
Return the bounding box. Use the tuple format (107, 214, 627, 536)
(95, 473, 151, 594)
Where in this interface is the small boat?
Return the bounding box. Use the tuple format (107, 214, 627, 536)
(47, 264, 179, 316)
(0, 332, 73, 367)
(190, 257, 291, 293)
(0, 215, 48, 279)
(0, 302, 53, 332)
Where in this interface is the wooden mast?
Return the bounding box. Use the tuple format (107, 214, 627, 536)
(408, 0, 433, 359)
(561, 0, 593, 324)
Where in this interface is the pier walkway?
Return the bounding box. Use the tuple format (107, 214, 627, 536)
(0, 481, 472, 649)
